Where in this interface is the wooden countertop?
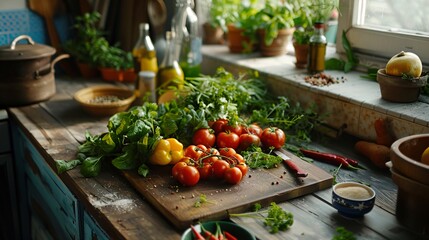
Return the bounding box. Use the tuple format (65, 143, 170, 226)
(8, 76, 423, 240)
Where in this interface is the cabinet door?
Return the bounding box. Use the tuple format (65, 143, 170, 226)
(83, 211, 109, 240)
(12, 126, 81, 240)
(0, 153, 20, 240)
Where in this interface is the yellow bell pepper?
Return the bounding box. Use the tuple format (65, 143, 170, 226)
(149, 138, 184, 165)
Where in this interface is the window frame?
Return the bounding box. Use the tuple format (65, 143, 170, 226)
(336, 0, 429, 66)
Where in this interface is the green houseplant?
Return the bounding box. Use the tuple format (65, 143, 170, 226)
(64, 11, 135, 81)
(255, 0, 296, 52)
(224, 0, 260, 53)
(292, 0, 338, 67)
(63, 12, 104, 77)
(94, 39, 135, 82)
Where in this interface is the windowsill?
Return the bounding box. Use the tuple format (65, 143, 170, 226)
(201, 45, 429, 141)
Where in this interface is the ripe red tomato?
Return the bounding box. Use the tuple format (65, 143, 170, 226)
(261, 127, 286, 149)
(216, 131, 240, 149)
(224, 167, 243, 184)
(172, 161, 188, 179)
(201, 148, 220, 164)
(243, 124, 263, 137)
(184, 145, 205, 160)
(236, 163, 248, 177)
(218, 147, 236, 158)
(192, 128, 216, 147)
(197, 163, 213, 180)
(223, 123, 243, 135)
(211, 119, 228, 135)
(177, 165, 200, 186)
(212, 159, 230, 179)
(237, 133, 261, 152)
(231, 153, 245, 164)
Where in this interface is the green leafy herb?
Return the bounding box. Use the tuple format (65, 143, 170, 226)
(332, 227, 356, 240)
(230, 202, 294, 234)
(194, 194, 209, 208)
(241, 146, 282, 169)
(325, 30, 358, 73)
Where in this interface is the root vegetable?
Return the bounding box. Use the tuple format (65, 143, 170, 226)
(374, 118, 396, 147)
(354, 141, 390, 169)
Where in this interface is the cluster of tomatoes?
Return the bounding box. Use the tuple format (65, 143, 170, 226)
(171, 119, 286, 187)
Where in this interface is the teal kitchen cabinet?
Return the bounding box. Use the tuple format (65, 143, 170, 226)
(0, 110, 20, 240)
(11, 122, 109, 240)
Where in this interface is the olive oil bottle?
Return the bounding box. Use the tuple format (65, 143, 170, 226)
(132, 23, 158, 74)
(308, 22, 327, 74)
(156, 31, 185, 103)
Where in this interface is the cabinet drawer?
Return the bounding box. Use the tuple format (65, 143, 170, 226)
(23, 141, 79, 228)
(83, 211, 109, 240)
(27, 180, 79, 239)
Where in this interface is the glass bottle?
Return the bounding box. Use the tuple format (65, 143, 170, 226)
(136, 71, 157, 104)
(171, 0, 202, 78)
(156, 31, 185, 100)
(307, 22, 327, 74)
(132, 23, 158, 74)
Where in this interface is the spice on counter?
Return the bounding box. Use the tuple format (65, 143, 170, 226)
(304, 73, 346, 86)
(88, 95, 123, 104)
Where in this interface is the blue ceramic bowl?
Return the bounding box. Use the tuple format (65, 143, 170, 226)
(181, 221, 255, 240)
(332, 182, 376, 218)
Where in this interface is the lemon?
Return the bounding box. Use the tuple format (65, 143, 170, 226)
(421, 146, 429, 165)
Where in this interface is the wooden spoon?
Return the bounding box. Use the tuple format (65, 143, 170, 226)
(28, 0, 61, 50)
(148, 0, 167, 40)
(148, 0, 167, 64)
(28, 0, 77, 75)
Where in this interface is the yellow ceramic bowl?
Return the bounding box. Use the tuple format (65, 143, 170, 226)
(74, 85, 135, 117)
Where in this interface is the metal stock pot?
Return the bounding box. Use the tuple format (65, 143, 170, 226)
(0, 35, 68, 107)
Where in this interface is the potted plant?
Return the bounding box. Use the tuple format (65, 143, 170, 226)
(63, 12, 103, 78)
(202, 0, 231, 44)
(292, 0, 338, 67)
(254, 0, 296, 57)
(225, 1, 260, 53)
(94, 39, 135, 82)
(292, 4, 314, 68)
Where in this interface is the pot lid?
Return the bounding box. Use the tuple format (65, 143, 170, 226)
(0, 35, 56, 61)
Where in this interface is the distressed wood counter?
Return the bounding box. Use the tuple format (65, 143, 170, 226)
(8, 76, 423, 240)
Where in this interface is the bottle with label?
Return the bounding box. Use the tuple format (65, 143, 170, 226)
(156, 31, 185, 103)
(171, 0, 202, 78)
(132, 23, 158, 74)
(308, 22, 327, 74)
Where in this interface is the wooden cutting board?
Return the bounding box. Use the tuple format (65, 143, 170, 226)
(122, 149, 333, 230)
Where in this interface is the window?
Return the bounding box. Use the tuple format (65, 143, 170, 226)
(336, 0, 429, 65)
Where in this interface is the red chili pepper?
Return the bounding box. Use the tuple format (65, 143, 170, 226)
(224, 231, 238, 240)
(190, 225, 205, 240)
(203, 230, 218, 240)
(299, 148, 359, 170)
(343, 157, 366, 169)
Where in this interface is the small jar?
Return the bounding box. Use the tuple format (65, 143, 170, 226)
(136, 71, 157, 104)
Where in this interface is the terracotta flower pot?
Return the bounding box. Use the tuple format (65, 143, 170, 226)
(203, 22, 225, 45)
(99, 67, 136, 83)
(77, 62, 99, 78)
(293, 42, 309, 69)
(226, 24, 256, 53)
(258, 28, 294, 57)
(377, 69, 427, 102)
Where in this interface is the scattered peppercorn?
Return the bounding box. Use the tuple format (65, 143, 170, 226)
(88, 95, 123, 104)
